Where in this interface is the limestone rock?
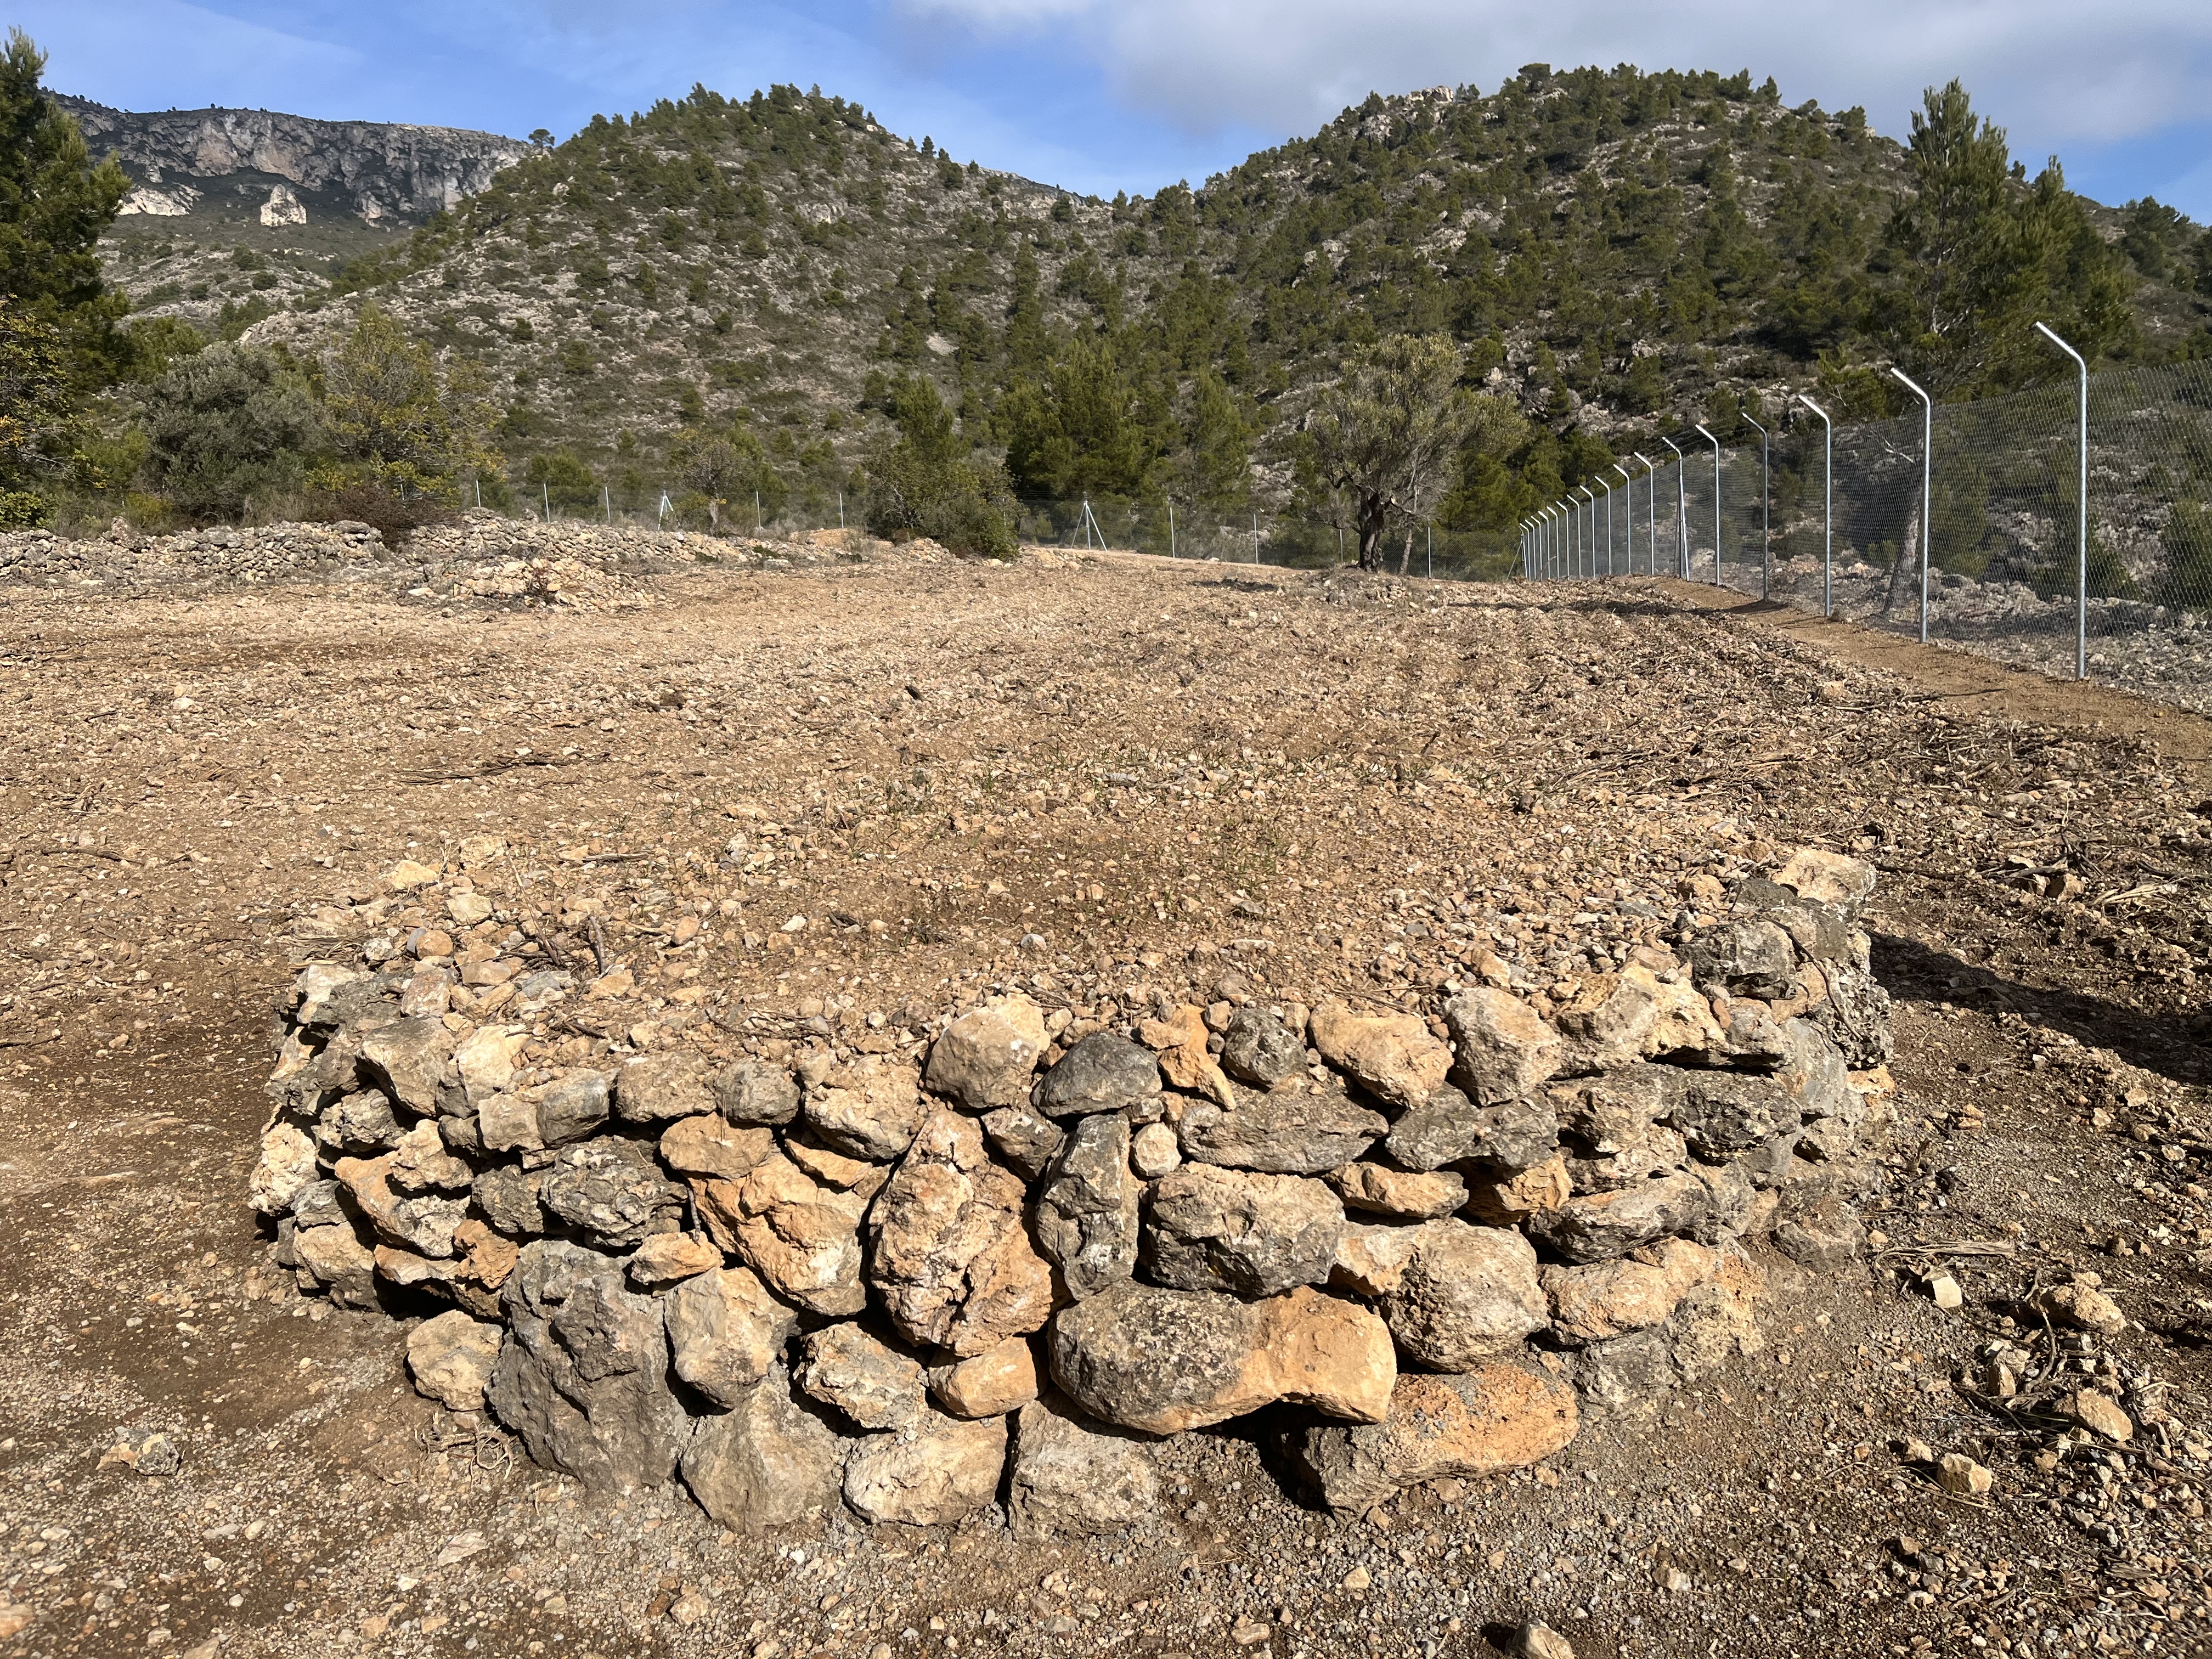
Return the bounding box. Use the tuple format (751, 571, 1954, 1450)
(489, 1241, 693, 1492)
(2055, 1390, 2133, 1442)
(796, 1323, 928, 1431)
(1542, 1240, 1719, 1344)
(1032, 1113, 1139, 1300)
(924, 997, 1049, 1110)
(700, 1153, 869, 1317)
(1442, 989, 1561, 1104)
(1328, 1161, 1467, 1220)
(615, 1053, 717, 1124)
(538, 1138, 685, 1249)
(1551, 967, 1725, 1071)
(804, 1057, 927, 1161)
(293, 1217, 377, 1307)
(1773, 848, 1877, 916)
(1218, 1007, 1307, 1088)
(658, 1114, 778, 1181)
(710, 1060, 800, 1126)
(472, 1164, 546, 1236)
(1130, 1120, 1180, 1179)
(1463, 1156, 1572, 1225)
(624, 1231, 722, 1288)
(408, 1309, 504, 1410)
(842, 1409, 1009, 1526)
(1329, 1222, 1423, 1297)
(782, 1132, 890, 1195)
(1376, 1221, 1547, 1370)
(1142, 1165, 1344, 1297)
(250, 1123, 320, 1217)
(535, 1071, 612, 1147)
(664, 1265, 798, 1408)
(1386, 1086, 1558, 1174)
(1523, 1172, 1712, 1265)
(1048, 1281, 1392, 1435)
(2037, 1277, 2126, 1337)
(389, 1118, 473, 1194)
(979, 1103, 1064, 1182)
(1009, 1392, 1160, 1540)
(1176, 1087, 1387, 1175)
(358, 1017, 454, 1114)
(314, 1087, 405, 1157)
(1035, 1032, 1161, 1119)
(929, 1337, 1039, 1419)
(679, 1369, 844, 1528)
(454, 1025, 529, 1104)
(1309, 999, 1451, 1109)
(1289, 1362, 1580, 1513)
(335, 1152, 470, 1258)
(867, 1108, 1053, 1355)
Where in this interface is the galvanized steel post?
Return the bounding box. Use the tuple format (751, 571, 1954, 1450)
(1795, 395, 1832, 617)
(1661, 437, 1686, 577)
(1693, 425, 1723, 585)
(1740, 405, 1769, 599)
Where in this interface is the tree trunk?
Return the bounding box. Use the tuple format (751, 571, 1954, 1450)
(1356, 491, 1391, 571)
(1396, 525, 1414, 576)
(706, 496, 720, 531)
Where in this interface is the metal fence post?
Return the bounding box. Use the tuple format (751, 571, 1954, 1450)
(1595, 478, 1612, 578)
(1168, 499, 1176, 558)
(1890, 368, 1933, 643)
(543, 481, 551, 522)
(1795, 395, 1832, 617)
(1694, 425, 1722, 585)
(2034, 322, 2090, 680)
(1610, 464, 1629, 577)
(1426, 521, 1432, 578)
(1633, 454, 1656, 577)
(1740, 405, 1769, 599)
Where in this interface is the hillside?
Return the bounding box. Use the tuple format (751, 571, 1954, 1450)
(91, 69, 2212, 541)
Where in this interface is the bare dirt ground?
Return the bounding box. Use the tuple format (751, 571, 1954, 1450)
(1, 548, 2208, 1659)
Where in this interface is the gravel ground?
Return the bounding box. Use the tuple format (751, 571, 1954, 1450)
(0, 546, 2207, 1659)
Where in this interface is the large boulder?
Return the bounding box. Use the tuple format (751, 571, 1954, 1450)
(795, 1323, 928, 1431)
(664, 1265, 798, 1408)
(1008, 1392, 1160, 1541)
(1385, 1087, 1557, 1174)
(696, 1152, 870, 1317)
(924, 997, 1051, 1110)
(1308, 1000, 1451, 1109)
(867, 1109, 1054, 1355)
(250, 1124, 320, 1217)
(489, 1241, 694, 1492)
(679, 1369, 845, 1528)
(1034, 1033, 1161, 1119)
(1550, 967, 1726, 1071)
(1141, 1165, 1344, 1297)
(804, 1057, 927, 1161)
(1048, 1282, 1393, 1435)
(1441, 990, 1561, 1104)
(1032, 1112, 1140, 1300)
(842, 1409, 1009, 1526)
(358, 1017, 455, 1114)
(1217, 1008, 1307, 1088)
(1287, 1363, 1580, 1514)
(1175, 1086, 1387, 1175)
(1541, 1239, 1719, 1345)
(1376, 1221, 1547, 1370)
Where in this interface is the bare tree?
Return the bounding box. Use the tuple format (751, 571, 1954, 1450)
(1307, 334, 1522, 571)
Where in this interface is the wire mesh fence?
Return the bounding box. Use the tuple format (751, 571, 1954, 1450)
(1531, 358, 2212, 715)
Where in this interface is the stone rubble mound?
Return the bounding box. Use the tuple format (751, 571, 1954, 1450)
(251, 845, 1898, 1533)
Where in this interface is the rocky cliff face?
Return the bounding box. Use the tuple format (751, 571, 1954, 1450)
(59, 94, 532, 231)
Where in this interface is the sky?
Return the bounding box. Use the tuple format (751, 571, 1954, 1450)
(16, 0, 2212, 221)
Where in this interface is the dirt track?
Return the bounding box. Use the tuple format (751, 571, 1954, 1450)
(1, 550, 2208, 1659)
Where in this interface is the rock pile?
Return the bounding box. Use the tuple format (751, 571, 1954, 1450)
(251, 846, 1898, 1533)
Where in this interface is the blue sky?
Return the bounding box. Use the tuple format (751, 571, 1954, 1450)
(19, 0, 2212, 220)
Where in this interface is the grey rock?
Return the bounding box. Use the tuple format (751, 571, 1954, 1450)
(1217, 1008, 1306, 1088)
(842, 1409, 1009, 1526)
(1034, 1033, 1161, 1119)
(804, 1057, 927, 1161)
(1664, 1071, 1798, 1156)
(980, 1103, 1064, 1183)
(1032, 1113, 1139, 1300)
(489, 1240, 694, 1492)
(1376, 1220, 1547, 1369)
(1772, 1198, 1865, 1272)
(1047, 1282, 1263, 1435)
(665, 1265, 798, 1409)
(1551, 1068, 1672, 1153)
(292, 1216, 378, 1307)
(679, 1369, 845, 1528)
(358, 1017, 455, 1115)
(1523, 1173, 1712, 1264)
(1386, 1086, 1557, 1174)
(1142, 1165, 1344, 1297)
(1804, 962, 1893, 1069)
(1690, 917, 1796, 998)
(1442, 989, 1562, 1104)
(315, 1087, 405, 1156)
(923, 997, 1049, 1110)
(537, 1072, 612, 1147)
(795, 1322, 928, 1431)
(712, 1059, 801, 1126)
(1572, 1328, 1678, 1412)
(1008, 1392, 1159, 1541)
(539, 1138, 686, 1248)
(1176, 1085, 1387, 1175)
(472, 1164, 547, 1236)
(615, 1053, 716, 1124)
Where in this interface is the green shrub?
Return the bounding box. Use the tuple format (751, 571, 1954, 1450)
(139, 341, 326, 518)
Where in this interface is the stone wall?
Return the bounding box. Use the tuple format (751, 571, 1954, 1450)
(250, 847, 1897, 1533)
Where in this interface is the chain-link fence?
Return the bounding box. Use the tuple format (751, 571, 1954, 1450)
(1014, 497, 1525, 582)
(1530, 358, 2212, 714)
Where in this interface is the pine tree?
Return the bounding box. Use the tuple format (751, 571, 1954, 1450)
(0, 30, 129, 371)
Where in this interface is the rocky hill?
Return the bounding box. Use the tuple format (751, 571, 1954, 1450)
(88, 70, 2212, 534)
(69, 93, 531, 335)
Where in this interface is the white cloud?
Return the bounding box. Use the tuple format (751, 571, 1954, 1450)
(895, 0, 2212, 162)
